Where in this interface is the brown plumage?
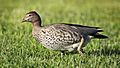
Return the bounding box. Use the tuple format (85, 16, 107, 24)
(22, 11, 108, 57)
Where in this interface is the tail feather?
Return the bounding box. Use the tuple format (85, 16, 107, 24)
(93, 34, 108, 39)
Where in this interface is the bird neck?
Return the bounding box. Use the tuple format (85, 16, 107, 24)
(32, 20, 41, 27)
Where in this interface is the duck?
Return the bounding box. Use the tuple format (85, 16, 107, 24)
(22, 11, 108, 57)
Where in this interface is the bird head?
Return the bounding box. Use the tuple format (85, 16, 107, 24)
(22, 11, 41, 23)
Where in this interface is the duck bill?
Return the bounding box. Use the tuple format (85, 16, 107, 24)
(21, 18, 27, 23)
(21, 20, 26, 22)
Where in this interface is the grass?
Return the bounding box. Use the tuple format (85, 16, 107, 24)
(0, 0, 120, 68)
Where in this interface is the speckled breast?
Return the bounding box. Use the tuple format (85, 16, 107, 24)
(32, 27, 81, 51)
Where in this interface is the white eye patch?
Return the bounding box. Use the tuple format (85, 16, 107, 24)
(25, 14, 32, 20)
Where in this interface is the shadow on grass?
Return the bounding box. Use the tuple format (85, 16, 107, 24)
(65, 46, 120, 56)
(88, 48, 120, 56)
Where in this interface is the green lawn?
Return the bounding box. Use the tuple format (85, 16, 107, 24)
(0, 0, 120, 68)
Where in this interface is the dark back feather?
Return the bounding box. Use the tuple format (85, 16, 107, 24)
(63, 23, 100, 29)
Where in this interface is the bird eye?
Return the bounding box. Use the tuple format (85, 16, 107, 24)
(28, 14, 32, 16)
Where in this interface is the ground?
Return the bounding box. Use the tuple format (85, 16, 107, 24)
(0, 0, 120, 68)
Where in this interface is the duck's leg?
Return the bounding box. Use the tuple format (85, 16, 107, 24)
(77, 36, 85, 55)
(60, 51, 65, 57)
